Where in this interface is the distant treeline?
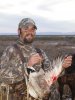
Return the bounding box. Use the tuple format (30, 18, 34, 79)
(0, 35, 75, 41)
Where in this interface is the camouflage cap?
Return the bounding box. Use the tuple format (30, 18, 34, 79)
(18, 18, 37, 29)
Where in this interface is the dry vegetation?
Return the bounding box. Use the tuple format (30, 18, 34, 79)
(0, 35, 75, 60)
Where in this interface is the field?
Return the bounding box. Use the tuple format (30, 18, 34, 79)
(0, 35, 75, 60)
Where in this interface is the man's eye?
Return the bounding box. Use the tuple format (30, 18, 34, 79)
(25, 29, 28, 31)
(23, 28, 28, 31)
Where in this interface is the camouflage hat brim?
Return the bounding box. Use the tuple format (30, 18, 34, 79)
(18, 18, 37, 29)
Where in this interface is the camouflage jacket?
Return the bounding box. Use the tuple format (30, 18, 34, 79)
(0, 39, 60, 100)
(0, 40, 50, 83)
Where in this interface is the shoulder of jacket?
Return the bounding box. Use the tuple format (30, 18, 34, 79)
(5, 45, 16, 53)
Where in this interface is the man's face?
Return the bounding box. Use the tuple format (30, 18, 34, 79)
(19, 25, 36, 44)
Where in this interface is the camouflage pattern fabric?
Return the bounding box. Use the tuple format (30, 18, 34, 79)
(0, 39, 60, 100)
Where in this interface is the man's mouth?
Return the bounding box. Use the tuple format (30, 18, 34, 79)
(26, 34, 34, 39)
(26, 36, 33, 39)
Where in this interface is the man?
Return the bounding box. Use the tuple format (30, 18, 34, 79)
(0, 18, 72, 100)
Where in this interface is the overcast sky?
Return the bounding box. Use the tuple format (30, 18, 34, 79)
(0, 0, 75, 35)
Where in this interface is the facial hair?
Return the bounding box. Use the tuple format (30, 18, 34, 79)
(23, 34, 35, 44)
